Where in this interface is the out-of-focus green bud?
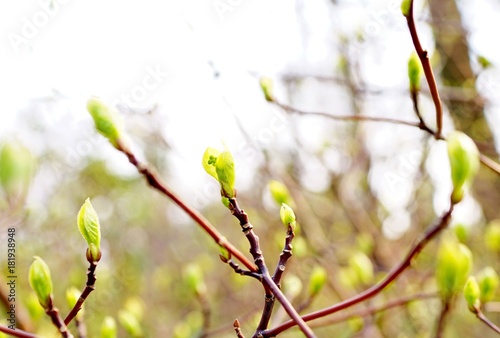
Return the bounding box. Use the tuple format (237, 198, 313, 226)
(87, 97, 123, 148)
(292, 237, 307, 258)
(183, 264, 207, 296)
(349, 252, 374, 285)
(464, 276, 481, 312)
(124, 297, 145, 321)
(454, 223, 469, 243)
(219, 243, 231, 263)
(408, 52, 422, 92)
(477, 267, 499, 303)
(215, 147, 235, 198)
(436, 239, 473, 301)
(308, 266, 327, 296)
(29, 256, 53, 310)
(201, 147, 221, 181)
(25, 293, 44, 321)
(447, 131, 479, 204)
(348, 316, 364, 333)
(260, 77, 274, 102)
(478, 55, 492, 69)
(173, 322, 192, 338)
(0, 141, 35, 200)
(77, 198, 102, 262)
(100, 316, 117, 338)
(356, 233, 374, 255)
(268, 180, 292, 206)
(282, 274, 303, 299)
(401, 0, 411, 16)
(280, 203, 296, 230)
(118, 310, 142, 338)
(66, 286, 83, 318)
(485, 220, 500, 252)
(338, 267, 357, 289)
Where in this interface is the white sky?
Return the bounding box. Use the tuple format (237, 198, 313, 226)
(1, 0, 500, 235)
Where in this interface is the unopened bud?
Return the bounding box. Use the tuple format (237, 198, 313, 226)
(477, 267, 499, 303)
(308, 266, 327, 296)
(29, 256, 53, 310)
(464, 276, 481, 312)
(280, 203, 296, 231)
(436, 239, 473, 301)
(77, 198, 102, 262)
(87, 97, 124, 148)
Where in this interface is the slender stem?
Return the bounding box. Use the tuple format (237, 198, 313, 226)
(309, 292, 437, 328)
(435, 300, 452, 338)
(405, 0, 443, 139)
(46, 298, 73, 338)
(234, 320, 246, 338)
(476, 308, 500, 335)
(117, 142, 257, 272)
(227, 198, 316, 338)
(480, 154, 500, 176)
(64, 261, 97, 325)
(0, 325, 37, 338)
(262, 206, 453, 337)
(276, 101, 422, 128)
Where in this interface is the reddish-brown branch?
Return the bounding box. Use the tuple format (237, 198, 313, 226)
(262, 206, 453, 337)
(309, 292, 437, 328)
(405, 0, 443, 139)
(117, 142, 257, 272)
(64, 261, 97, 325)
(476, 308, 500, 335)
(0, 325, 37, 338)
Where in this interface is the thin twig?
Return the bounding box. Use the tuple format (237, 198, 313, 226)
(116, 141, 257, 272)
(0, 325, 37, 338)
(435, 300, 452, 338)
(227, 198, 316, 338)
(262, 206, 453, 337)
(46, 298, 73, 338)
(404, 0, 443, 139)
(64, 261, 97, 325)
(234, 320, 246, 338)
(309, 292, 437, 328)
(476, 308, 500, 335)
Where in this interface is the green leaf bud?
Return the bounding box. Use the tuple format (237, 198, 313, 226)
(215, 147, 236, 198)
(268, 180, 292, 206)
(28, 256, 53, 310)
(260, 77, 274, 102)
(308, 266, 327, 296)
(0, 141, 35, 200)
(282, 274, 303, 299)
(401, 0, 411, 16)
(87, 97, 124, 148)
(66, 286, 83, 318)
(201, 147, 221, 181)
(485, 220, 500, 252)
(408, 52, 422, 92)
(118, 310, 142, 338)
(349, 252, 374, 285)
(477, 267, 499, 303)
(100, 316, 118, 338)
(280, 203, 296, 231)
(447, 131, 479, 204)
(219, 242, 231, 263)
(221, 196, 230, 208)
(436, 239, 473, 301)
(453, 223, 469, 243)
(183, 264, 207, 296)
(77, 198, 102, 262)
(464, 276, 481, 312)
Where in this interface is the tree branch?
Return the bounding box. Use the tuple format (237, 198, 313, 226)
(0, 325, 37, 338)
(262, 206, 453, 337)
(64, 261, 97, 325)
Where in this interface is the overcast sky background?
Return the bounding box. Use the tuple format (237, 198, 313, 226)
(2, 0, 500, 237)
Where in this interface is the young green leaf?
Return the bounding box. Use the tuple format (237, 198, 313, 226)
(0, 141, 35, 199)
(485, 220, 500, 252)
(268, 180, 293, 206)
(183, 264, 207, 296)
(29, 256, 53, 309)
(118, 310, 143, 338)
(87, 97, 123, 148)
(215, 147, 236, 198)
(464, 276, 481, 312)
(436, 239, 473, 301)
(401, 0, 411, 16)
(408, 52, 422, 92)
(280, 203, 296, 230)
(77, 198, 102, 262)
(447, 131, 479, 204)
(101, 316, 118, 338)
(260, 77, 275, 102)
(477, 267, 499, 303)
(201, 147, 221, 180)
(308, 266, 327, 296)
(349, 252, 374, 285)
